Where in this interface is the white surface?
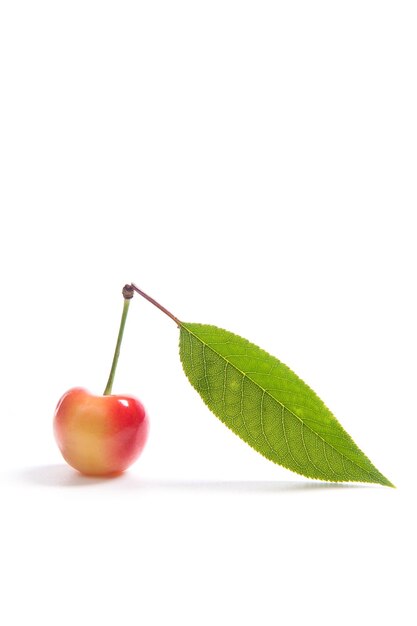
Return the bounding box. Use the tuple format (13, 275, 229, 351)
(0, 2, 416, 624)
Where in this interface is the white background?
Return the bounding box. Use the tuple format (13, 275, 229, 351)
(0, 2, 416, 624)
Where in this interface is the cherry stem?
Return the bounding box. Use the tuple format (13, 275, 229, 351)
(130, 283, 181, 325)
(103, 285, 134, 395)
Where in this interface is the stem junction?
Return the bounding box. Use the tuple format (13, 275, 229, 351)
(103, 283, 180, 395)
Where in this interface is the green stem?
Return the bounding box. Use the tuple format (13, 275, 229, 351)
(103, 294, 131, 395)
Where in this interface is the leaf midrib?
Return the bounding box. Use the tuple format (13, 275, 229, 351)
(182, 324, 378, 481)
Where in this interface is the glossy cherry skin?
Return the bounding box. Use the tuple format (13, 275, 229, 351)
(53, 387, 149, 476)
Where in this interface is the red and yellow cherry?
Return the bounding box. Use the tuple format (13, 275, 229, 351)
(53, 285, 150, 476)
(53, 387, 149, 476)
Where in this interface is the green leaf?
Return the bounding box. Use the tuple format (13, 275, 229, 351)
(179, 323, 393, 486)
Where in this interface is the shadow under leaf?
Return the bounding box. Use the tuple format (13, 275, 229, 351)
(12, 464, 368, 492)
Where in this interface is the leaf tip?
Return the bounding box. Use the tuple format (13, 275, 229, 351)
(375, 474, 395, 488)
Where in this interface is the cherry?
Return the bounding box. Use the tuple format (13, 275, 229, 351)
(54, 388, 148, 476)
(53, 285, 149, 476)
